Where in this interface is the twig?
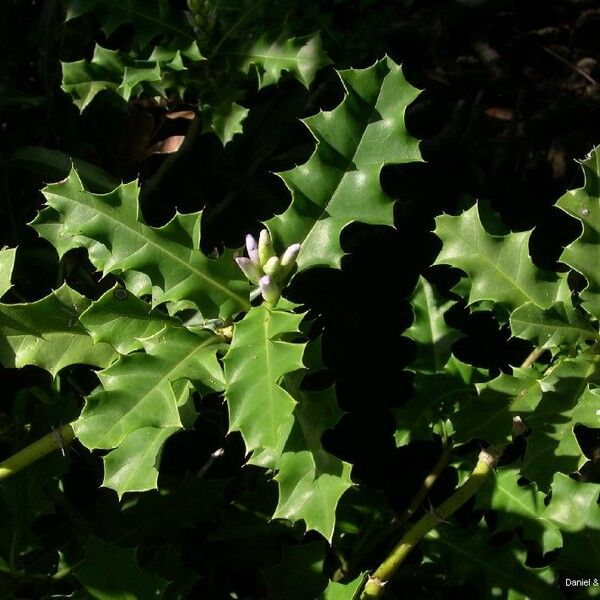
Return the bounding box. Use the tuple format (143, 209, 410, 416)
(520, 346, 543, 368)
(542, 46, 597, 86)
(359, 448, 501, 599)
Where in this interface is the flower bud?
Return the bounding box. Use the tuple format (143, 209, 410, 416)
(245, 234, 259, 263)
(280, 243, 301, 268)
(258, 229, 276, 266)
(235, 257, 263, 284)
(263, 256, 280, 276)
(259, 275, 280, 305)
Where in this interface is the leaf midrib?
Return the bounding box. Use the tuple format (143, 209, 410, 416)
(90, 333, 220, 446)
(65, 192, 251, 311)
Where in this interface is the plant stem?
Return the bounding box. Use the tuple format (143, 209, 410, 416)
(359, 447, 500, 599)
(0, 424, 75, 481)
(520, 346, 543, 368)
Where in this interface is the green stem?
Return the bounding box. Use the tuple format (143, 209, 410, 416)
(360, 447, 500, 599)
(0, 424, 75, 481)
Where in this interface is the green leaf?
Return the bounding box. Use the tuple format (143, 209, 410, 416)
(394, 356, 481, 446)
(33, 167, 250, 318)
(454, 352, 600, 490)
(521, 365, 600, 489)
(0, 247, 16, 299)
(320, 575, 364, 600)
(73, 536, 167, 600)
(223, 305, 305, 457)
(267, 56, 421, 272)
(74, 325, 224, 451)
(406, 276, 462, 373)
(544, 473, 600, 575)
(203, 100, 249, 145)
(556, 146, 600, 319)
(102, 426, 179, 498)
(434, 203, 561, 311)
(65, 0, 194, 47)
(80, 287, 176, 355)
(422, 524, 560, 599)
(476, 466, 562, 554)
(10, 147, 119, 193)
(0, 284, 117, 376)
(62, 43, 203, 111)
(510, 301, 599, 351)
(272, 386, 353, 541)
(241, 33, 330, 89)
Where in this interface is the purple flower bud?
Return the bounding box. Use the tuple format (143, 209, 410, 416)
(280, 243, 301, 268)
(245, 234, 259, 263)
(235, 257, 263, 284)
(263, 256, 280, 276)
(259, 275, 280, 305)
(258, 229, 275, 266)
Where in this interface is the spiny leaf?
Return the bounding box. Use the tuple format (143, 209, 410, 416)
(544, 473, 600, 575)
(405, 276, 462, 373)
(223, 305, 305, 457)
(80, 287, 176, 355)
(422, 524, 560, 599)
(510, 301, 599, 352)
(65, 0, 194, 47)
(434, 203, 561, 311)
(454, 351, 600, 490)
(240, 34, 330, 89)
(476, 466, 562, 554)
(62, 43, 203, 111)
(0, 284, 117, 377)
(73, 536, 168, 599)
(102, 426, 180, 499)
(267, 56, 421, 272)
(521, 363, 600, 489)
(33, 167, 250, 318)
(394, 356, 482, 447)
(556, 145, 600, 319)
(320, 575, 364, 600)
(74, 325, 224, 451)
(272, 386, 353, 541)
(0, 248, 15, 300)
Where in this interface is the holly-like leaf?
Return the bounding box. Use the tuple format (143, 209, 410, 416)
(476, 466, 562, 554)
(422, 524, 560, 599)
(62, 43, 203, 111)
(454, 352, 600, 490)
(223, 305, 305, 458)
(241, 34, 330, 89)
(73, 536, 168, 600)
(74, 325, 224, 451)
(272, 386, 353, 541)
(0, 248, 15, 299)
(80, 287, 176, 355)
(102, 426, 180, 498)
(0, 284, 117, 376)
(453, 367, 543, 447)
(434, 203, 561, 311)
(394, 356, 481, 447)
(320, 575, 364, 600)
(557, 146, 600, 319)
(65, 0, 194, 47)
(544, 473, 600, 575)
(405, 276, 462, 373)
(33, 168, 250, 318)
(510, 301, 599, 351)
(522, 366, 600, 490)
(267, 56, 422, 273)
